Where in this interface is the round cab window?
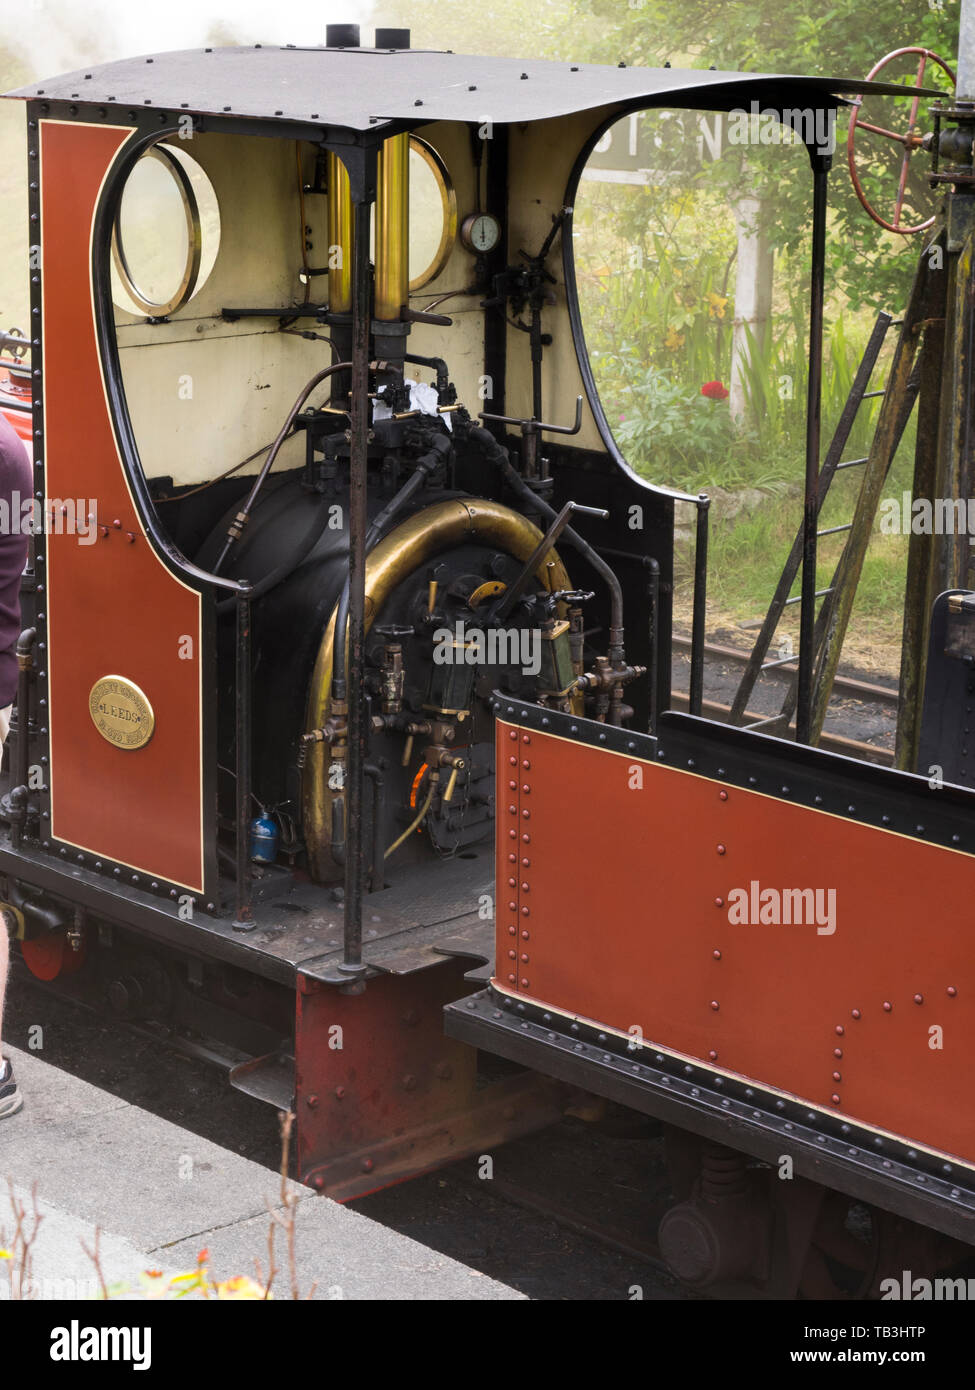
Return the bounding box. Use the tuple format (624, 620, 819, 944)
(409, 138, 457, 291)
(111, 146, 220, 317)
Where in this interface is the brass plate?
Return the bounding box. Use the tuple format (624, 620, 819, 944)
(88, 676, 155, 750)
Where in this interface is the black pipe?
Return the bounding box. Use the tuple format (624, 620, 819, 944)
(15, 627, 35, 795)
(331, 431, 452, 704)
(467, 424, 626, 665)
(403, 353, 449, 395)
(689, 496, 710, 717)
(8, 878, 66, 934)
(234, 586, 254, 928)
(340, 198, 373, 980)
(365, 761, 385, 892)
(212, 361, 352, 575)
(647, 559, 660, 736)
(797, 158, 829, 745)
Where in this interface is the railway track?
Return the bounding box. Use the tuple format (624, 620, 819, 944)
(671, 634, 898, 765)
(672, 634, 899, 708)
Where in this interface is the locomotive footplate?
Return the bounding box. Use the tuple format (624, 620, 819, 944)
(0, 835, 578, 1199)
(445, 986, 975, 1246)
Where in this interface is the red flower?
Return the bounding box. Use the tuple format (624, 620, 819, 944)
(701, 380, 729, 401)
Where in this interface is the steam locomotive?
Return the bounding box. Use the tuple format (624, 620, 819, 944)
(2, 26, 973, 1298)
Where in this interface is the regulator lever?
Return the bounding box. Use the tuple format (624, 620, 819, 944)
(493, 500, 607, 623)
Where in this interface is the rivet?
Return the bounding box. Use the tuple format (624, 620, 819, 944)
(716, 843, 726, 855)
(832, 1071, 841, 1082)
(831, 1095, 840, 1105)
(851, 1008, 861, 1019)
(835, 1025, 844, 1035)
(507, 925, 516, 936)
(710, 1000, 719, 1011)
(708, 1049, 717, 1061)
(913, 993, 923, 1005)
(883, 1001, 892, 1012)
(712, 949, 721, 960)
(718, 790, 728, 800)
(361, 1158, 373, 1173)
(714, 897, 723, 908)
(522, 759, 530, 769)
(948, 986, 958, 997)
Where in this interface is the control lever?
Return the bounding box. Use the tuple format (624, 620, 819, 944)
(478, 396, 583, 479)
(493, 500, 607, 623)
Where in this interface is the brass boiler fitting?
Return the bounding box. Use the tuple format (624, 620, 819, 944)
(424, 744, 467, 803)
(375, 134, 409, 323)
(577, 655, 647, 725)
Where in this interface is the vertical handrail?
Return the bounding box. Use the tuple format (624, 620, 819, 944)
(234, 584, 253, 928)
(689, 494, 710, 716)
(340, 196, 373, 982)
(796, 157, 830, 745)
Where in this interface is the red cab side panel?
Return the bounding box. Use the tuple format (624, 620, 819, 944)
(40, 120, 207, 893)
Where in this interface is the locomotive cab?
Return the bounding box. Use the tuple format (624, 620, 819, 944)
(7, 27, 975, 1284)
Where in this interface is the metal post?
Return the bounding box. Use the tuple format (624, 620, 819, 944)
(689, 495, 709, 716)
(796, 156, 829, 745)
(234, 585, 253, 928)
(340, 195, 372, 981)
(959, 0, 975, 102)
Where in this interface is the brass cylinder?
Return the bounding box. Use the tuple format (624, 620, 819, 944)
(375, 133, 409, 321)
(326, 151, 352, 314)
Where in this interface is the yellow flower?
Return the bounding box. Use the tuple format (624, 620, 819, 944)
(216, 1275, 270, 1300)
(663, 325, 685, 350)
(706, 292, 728, 320)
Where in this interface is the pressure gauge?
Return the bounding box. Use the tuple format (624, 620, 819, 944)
(460, 212, 502, 254)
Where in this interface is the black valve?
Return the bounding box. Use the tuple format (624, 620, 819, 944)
(374, 624, 414, 641)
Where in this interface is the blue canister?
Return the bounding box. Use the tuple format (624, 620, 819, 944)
(249, 811, 279, 864)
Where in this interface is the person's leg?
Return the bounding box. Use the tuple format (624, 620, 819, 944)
(0, 702, 21, 1116)
(0, 912, 8, 1047)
